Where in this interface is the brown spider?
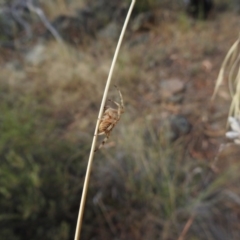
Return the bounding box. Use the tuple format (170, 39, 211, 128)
(95, 85, 124, 152)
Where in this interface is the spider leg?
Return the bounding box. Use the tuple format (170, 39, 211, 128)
(114, 85, 124, 111)
(94, 132, 110, 152)
(106, 123, 115, 132)
(95, 132, 105, 137)
(108, 99, 120, 107)
(108, 99, 121, 120)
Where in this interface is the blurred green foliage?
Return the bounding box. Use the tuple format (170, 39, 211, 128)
(0, 82, 89, 240)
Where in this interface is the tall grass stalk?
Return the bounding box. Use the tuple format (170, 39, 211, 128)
(74, 1, 135, 239)
(212, 33, 240, 119)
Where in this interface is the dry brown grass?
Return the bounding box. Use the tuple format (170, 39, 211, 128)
(213, 32, 240, 119)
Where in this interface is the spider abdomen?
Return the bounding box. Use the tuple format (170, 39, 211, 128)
(98, 119, 115, 134)
(95, 86, 124, 152)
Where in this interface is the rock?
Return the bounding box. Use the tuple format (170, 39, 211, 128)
(25, 44, 46, 65)
(85, 0, 127, 23)
(0, 1, 39, 44)
(50, 11, 97, 44)
(157, 115, 192, 142)
(169, 115, 192, 141)
(160, 78, 185, 94)
(160, 78, 185, 102)
(98, 22, 120, 40)
(168, 93, 184, 103)
(49, 2, 125, 45)
(5, 60, 23, 71)
(0, 12, 18, 42)
(144, 114, 191, 146)
(185, 0, 214, 19)
(131, 11, 155, 32)
(129, 33, 150, 47)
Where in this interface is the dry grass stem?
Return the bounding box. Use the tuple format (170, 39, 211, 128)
(212, 33, 240, 118)
(177, 215, 195, 240)
(74, 1, 136, 240)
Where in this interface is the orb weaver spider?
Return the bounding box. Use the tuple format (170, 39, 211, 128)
(95, 85, 124, 152)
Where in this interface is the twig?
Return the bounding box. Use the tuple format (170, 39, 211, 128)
(0, 0, 63, 44)
(177, 214, 195, 240)
(27, 0, 64, 44)
(73, 1, 136, 240)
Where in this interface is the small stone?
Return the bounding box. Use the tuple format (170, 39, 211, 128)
(160, 78, 185, 94)
(98, 22, 120, 40)
(25, 44, 46, 65)
(0, 12, 18, 41)
(163, 115, 192, 141)
(160, 78, 185, 100)
(168, 93, 184, 103)
(131, 12, 155, 32)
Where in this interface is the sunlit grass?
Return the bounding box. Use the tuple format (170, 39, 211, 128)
(213, 33, 240, 119)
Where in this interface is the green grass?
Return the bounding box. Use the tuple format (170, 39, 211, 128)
(85, 122, 240, 240)
(0, 68, 90, 240)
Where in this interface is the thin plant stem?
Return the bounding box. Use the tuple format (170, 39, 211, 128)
(177, 214, 195, 240)
(74, 1, 135, 240)
(27, 0, 64, 44)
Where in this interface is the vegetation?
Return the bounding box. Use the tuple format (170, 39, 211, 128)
(0, 0, 240, 240)
(0, 74, 90, 240)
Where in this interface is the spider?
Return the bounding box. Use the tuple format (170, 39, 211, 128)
(95, 85, 124, 152)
